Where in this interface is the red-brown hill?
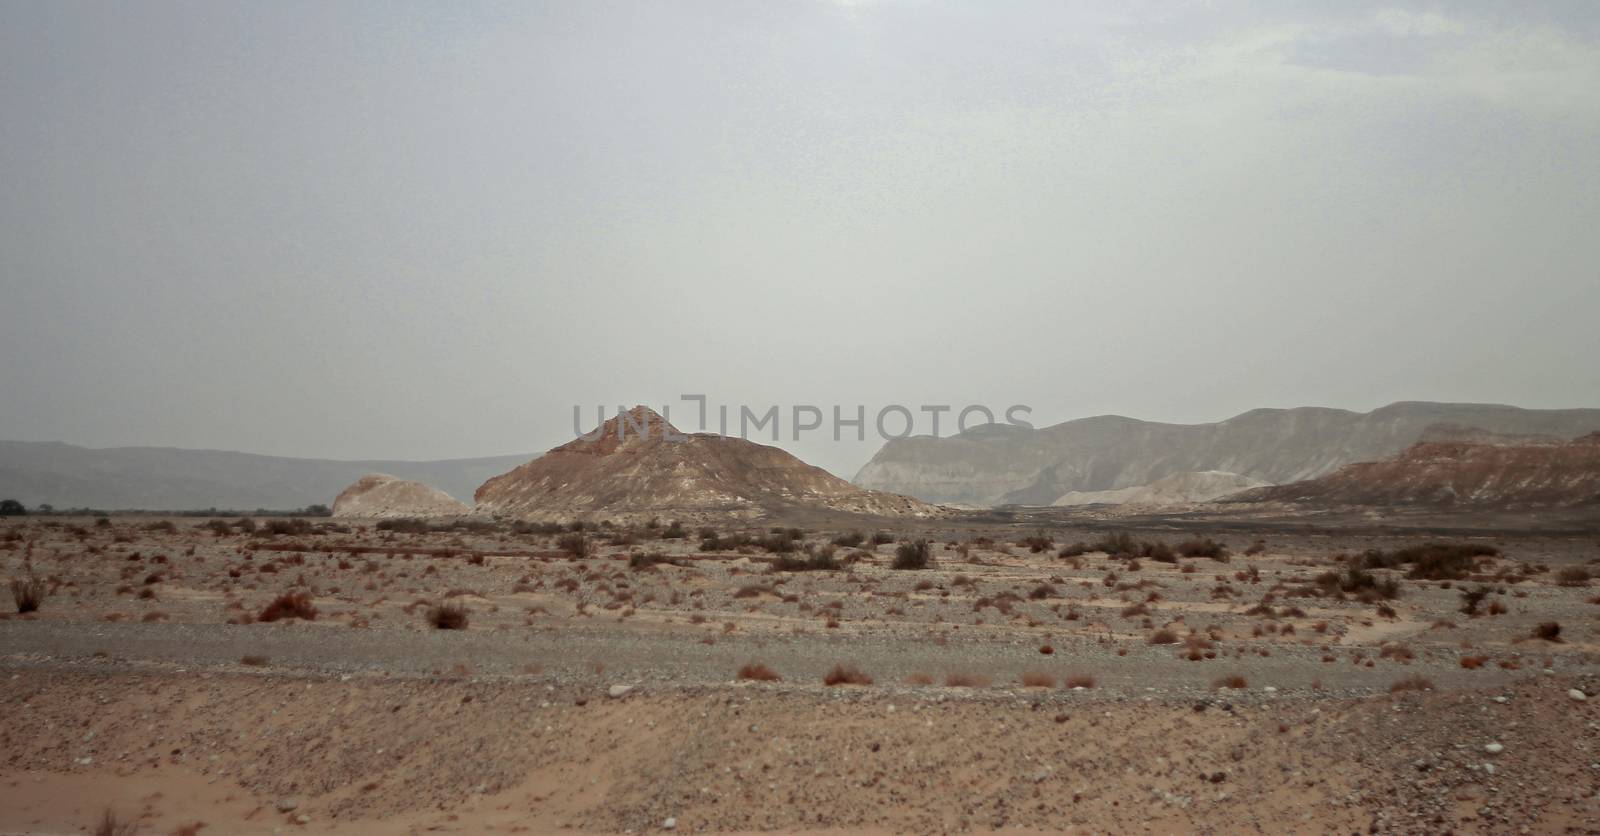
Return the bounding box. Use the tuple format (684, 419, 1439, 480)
(474, 406, 944, 522)
(1235, 432, 1600, 508)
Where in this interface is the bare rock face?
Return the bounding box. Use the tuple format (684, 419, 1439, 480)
(1236, 432, 1600, 508)
(1052, 471, 1271, 507)
(332, 473, 470, 518)
(474, 406, 944, 522)
(854, 403, 1600, 507)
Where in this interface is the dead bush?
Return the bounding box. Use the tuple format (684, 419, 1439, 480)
(1020, 671, 1056, 688)
(557, 532, 594, 558)
(93, 808, 139, 836)
(1556, 567, 1591, 587)
(1147, 628, 1180, 645)
(257, 591, 317, 622)
(823, 664, 873, 686)
(892, 540, 933, 570)
(1212, 674, 1247, 690)
(1389, 674, 1435, 693)
(1532, 621, 1562, 642)
(943, 672, 990, 688)
(737, 662, 781, 681)
(1177, 537, 1228, 560)
(10, 574, 45, 613)
(427, 601, 469, 629)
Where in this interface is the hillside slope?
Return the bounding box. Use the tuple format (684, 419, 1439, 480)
(853, 402, 1600, 506)
(1236, 433, 1600, 508)
(0, 441, 533, 510)
(475, 407, 943, 522)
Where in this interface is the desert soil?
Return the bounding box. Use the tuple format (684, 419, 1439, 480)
(1, 515, 1598, 834)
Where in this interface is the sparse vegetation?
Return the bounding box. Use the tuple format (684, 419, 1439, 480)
(257, 591, 317, 622)
(427, 601, 469, 629)
(1556, 567, 1591, 586)
(557, 532, 595, 558)
(93, 808, 139, 836)
(737, 662, 781, 681)
(1212, 674, 1247, 690)
(892, 540, 933, 570)
(1389, 674, 1435, 693)
(10, 573, 45, 613)
(1062, 673, 1096, 689)
(823, 663, 873, 686)
(1532, 621, 1562, 642)
(1177, 537, 1228, 560)
(1020, 671, 1055, 688)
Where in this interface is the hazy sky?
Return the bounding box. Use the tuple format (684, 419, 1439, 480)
(2, 1, 1597, 478)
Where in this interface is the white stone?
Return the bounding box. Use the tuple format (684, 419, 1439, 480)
(662, 817, 677, 830)
(1570, 689, 1588, 702)
(1484, 743, 1505, 755)
(607, 684, 635, 699)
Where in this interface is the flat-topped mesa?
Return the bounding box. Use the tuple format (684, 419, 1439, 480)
(332, 473, 471, 518)
(474, 406, 945, 523)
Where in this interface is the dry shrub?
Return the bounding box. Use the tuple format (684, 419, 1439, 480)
(823, 664, 872, 686)
(1062, 673, 1096, 689)
(1555, 567, 1590, 587)
(1212, 674, 1247, 690)
(427, 601, 469, 629)
(1147, 628, 1180, 645)
(1459, 655, 1488, 669)
(1038, 644, 1054, 655)
(1389, 674, 1435, 693)
(1020, 671, 1056, 688)
(944, 672, 990, 688)
(10, 574, 44, 613)
(737, 662, 781, 681)
(892, 540, 933, 570)
(1176, 537, 1228, 560)
(240, 654, 269, 666)
(93, 808, 139, 836)
(903, 672, 934, 685)
(1378, 644, 1414, 662)
(1532, 621, 1562, 642)
(257, 591, 317, 622)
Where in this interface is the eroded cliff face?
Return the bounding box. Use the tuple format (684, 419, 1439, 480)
(1052, 470, 1271, 507)
(331, 473, 471, 518)
(474, 406, 944, 522)
(853, 402, 1600, 507)
(1236, 433, 1600, 508)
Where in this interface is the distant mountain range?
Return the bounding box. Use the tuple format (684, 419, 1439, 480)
(1237, 432, 1600, 508)
(852, 402, 1600, 507)
(0, 441, 534, 511)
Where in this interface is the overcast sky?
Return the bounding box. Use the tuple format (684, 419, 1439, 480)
(2, 1, 1597, 478)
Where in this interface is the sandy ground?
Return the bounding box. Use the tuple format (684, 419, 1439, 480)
(1, 515, 1598, 833)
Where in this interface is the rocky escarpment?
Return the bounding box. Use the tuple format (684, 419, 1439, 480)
(475, 406, 944, 523)
(332, 473, 471, 518)
(1234, 433, 1600, 509)
(853, 402, 1600, 507)
(1052, 470, 1270, 507)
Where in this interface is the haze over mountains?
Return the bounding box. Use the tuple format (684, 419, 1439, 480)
(6, 401, 1600, 513)
(0, 441, 533, 511)
(853, 402, 1600, 507)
